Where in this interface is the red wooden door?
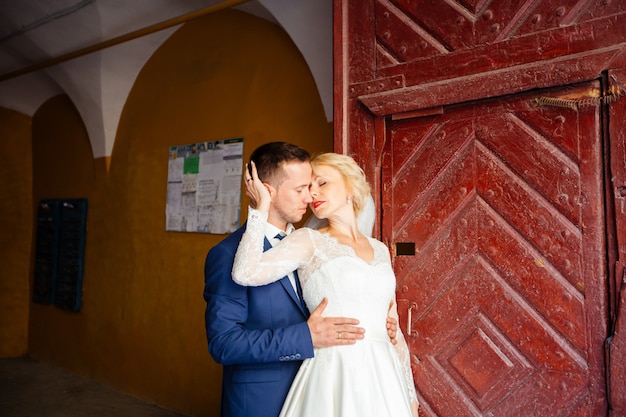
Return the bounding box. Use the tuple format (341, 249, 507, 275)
(383, 82, 608, 416)
(606, 68, 626, 415)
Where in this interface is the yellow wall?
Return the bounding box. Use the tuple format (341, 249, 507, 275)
(8, 9, 332, 417)
(0, 107, 32, 358)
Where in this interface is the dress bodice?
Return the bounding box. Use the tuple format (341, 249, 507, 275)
(298, 235, 396, 343)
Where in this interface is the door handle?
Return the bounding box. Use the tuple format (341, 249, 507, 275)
(407, 302, 418, 337)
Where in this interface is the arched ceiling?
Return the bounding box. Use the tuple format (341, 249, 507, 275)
(0, 0, 332, 158)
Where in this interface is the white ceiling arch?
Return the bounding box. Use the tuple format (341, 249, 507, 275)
(0, 0, 332, 158)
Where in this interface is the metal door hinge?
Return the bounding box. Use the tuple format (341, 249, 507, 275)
(530, 76, 625, 110)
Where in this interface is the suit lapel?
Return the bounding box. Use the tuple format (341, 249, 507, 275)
(293, 271, 309, 315)
(264, 236, 308, 317)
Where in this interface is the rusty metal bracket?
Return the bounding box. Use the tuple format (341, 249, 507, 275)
(530, 75, 626, 109)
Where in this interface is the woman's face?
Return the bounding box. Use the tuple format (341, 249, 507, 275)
(309, 164, 350, 219)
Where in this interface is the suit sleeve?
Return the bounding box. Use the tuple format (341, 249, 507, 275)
(204, 239, 314, 365)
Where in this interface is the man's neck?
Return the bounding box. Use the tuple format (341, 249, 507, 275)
(267, 212, 288, 232)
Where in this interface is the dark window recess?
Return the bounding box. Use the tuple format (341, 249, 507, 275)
(33, 199, 88, 312)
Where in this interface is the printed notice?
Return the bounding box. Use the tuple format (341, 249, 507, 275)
(166, 138, 243, 234)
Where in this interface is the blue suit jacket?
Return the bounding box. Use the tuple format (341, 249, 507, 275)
(204, 223, 313, 417)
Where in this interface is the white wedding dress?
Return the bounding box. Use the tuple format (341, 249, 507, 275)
(233, 208, 417, 417)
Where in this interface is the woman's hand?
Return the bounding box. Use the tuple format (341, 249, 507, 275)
(387, 300, 398, 345)
(244, 161, 271, 213)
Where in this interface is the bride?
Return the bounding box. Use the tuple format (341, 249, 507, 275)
(233, 152, 419, 417)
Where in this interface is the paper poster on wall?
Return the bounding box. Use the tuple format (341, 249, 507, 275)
(166, 138, 243, 234)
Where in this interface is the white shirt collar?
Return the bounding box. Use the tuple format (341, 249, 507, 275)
(265, 222, 295, 240)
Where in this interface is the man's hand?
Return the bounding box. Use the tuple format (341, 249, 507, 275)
(387, 301, 398, 345)
(307, 298, 365, 348)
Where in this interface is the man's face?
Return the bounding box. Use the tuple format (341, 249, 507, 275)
(268, 161, 313, 229)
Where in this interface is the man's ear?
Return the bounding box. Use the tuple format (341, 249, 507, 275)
(264, 183, 276, 199)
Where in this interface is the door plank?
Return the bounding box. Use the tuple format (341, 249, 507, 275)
(385, 83, 607, 416)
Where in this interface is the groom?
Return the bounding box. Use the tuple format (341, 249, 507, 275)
(204, 142, 369, 417)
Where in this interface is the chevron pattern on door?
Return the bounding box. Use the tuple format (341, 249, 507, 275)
(383, 83, 608, 416)
(374, 0, 626, 67)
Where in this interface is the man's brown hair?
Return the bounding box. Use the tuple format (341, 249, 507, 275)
(250, 142, 311, 188)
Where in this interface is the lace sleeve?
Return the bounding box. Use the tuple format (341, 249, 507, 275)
(232, 207, 313, 286)
(389, 295, 419, 406)
(374, 237, 418, 408)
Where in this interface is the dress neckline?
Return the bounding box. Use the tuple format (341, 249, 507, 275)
(315, 230, 379, 265)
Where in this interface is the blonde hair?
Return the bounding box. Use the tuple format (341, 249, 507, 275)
(310, 153, 371, 214)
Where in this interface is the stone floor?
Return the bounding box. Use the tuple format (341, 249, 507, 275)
(0, 356, 188, 417)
